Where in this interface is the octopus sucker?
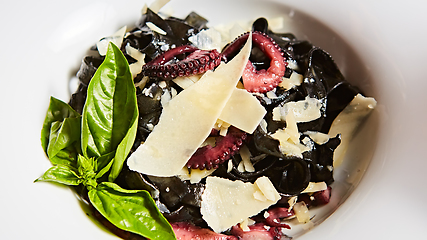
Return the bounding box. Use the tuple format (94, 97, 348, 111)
(142, 45, 222, 79)
(222, 31, 287, 93)
(186, 127, 247, 170)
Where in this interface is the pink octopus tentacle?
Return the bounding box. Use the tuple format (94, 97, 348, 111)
(222, 31, 287, 93)
(230, 223, 289, 240)
(265, 207, 293, 228)
(150, 45, 199, 65)
(142, 45, 222, 79)
(186, 127, 247, 170)
(172, 222, 238, 240)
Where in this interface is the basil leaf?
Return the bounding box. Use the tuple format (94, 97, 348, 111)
(41, 97, 80, 154)
(96, 155, 115, 180)
(109, 116, 138, 182)
(47, 118, 81, 166)
(35, 164, 81, 185)
(89, 182, 176, 240)
(81, 43, 138, 177)
(95, 151, 116, 178)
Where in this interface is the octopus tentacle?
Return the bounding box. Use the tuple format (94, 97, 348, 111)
(142, 45, 222, 79)
(186, 127, 247, 170)
(265, 207, 293, 228)
(222, 31, 287, 93)
(172, 222, 238, 240)
(230, 223, 289, 240)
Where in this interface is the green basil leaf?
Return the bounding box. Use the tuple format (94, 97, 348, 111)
(96, 151, 116, 176)
(80, 42, 138, 182)
(89, 182, 176, 240)
(35, 164, 81, 185)
(95, 155, 115, 180)
(109, 115, 138, 182)
(49, 148, 79, 166)
(81, 43, 138, 162)
(47, 117, 81, 165)
(41, 97, 80, 154)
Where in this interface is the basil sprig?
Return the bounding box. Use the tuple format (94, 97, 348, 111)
(36, 43, 176, 240)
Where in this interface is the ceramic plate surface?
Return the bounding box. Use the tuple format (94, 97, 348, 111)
(1, 0, 426, 239)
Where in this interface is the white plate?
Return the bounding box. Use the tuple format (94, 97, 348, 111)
(1, 0, 426, 239)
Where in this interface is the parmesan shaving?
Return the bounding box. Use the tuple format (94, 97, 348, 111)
(188, 28, 222, 51)
(189, 168, 217, 184)
(135, 76, 149, 90)
(239, 218, 250, 231)
(270, 111, 311, 158)
(142, 0, 170, 13)
(328, 94, 377, 167)
(273, 96, 323, 123)
(254, 176, 279, 201)
(301, 182, 327, 193)
(146, 22, 167, 35)
(227, 160, 233, 173)
(304, 131, 330, 145)
(96, 26, 127, 56)
(172, 74, 202, 89)
(240, 145, 254, 172)
(201, 176, 280, 233)
(253, 190, 267, 201)
(293, 201, 310, 224)
(279, 72, 303, 90)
